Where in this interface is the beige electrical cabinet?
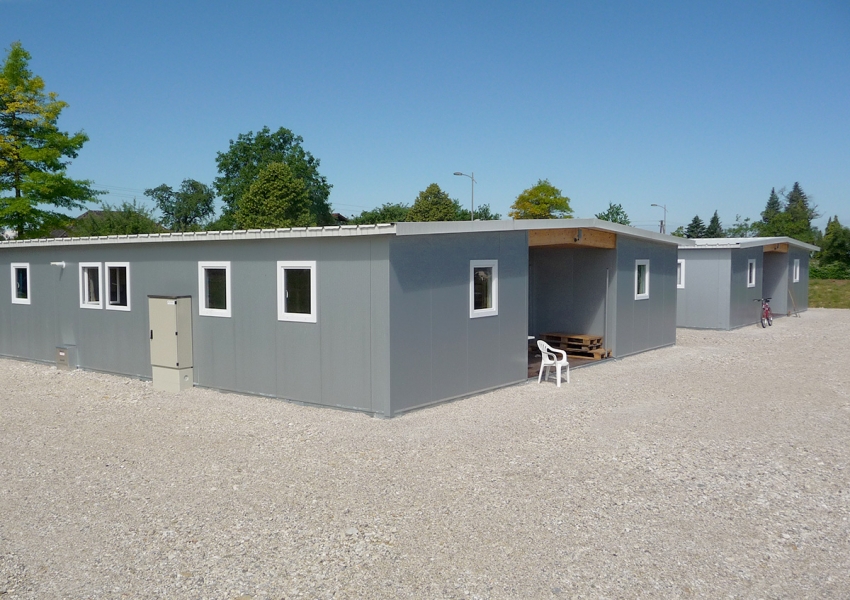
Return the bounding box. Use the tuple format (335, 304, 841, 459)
(148, 295, 193, 392)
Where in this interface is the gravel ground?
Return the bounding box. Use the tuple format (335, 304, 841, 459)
(1, 309, 849, 599)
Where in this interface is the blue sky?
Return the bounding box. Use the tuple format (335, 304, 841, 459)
(4, 0, 848, 232)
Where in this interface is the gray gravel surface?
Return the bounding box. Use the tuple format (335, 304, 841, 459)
(1, 308, 849, 599)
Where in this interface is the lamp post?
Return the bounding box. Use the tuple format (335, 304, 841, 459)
(651, 203, 667, 234)
(453, 171, 475, 222)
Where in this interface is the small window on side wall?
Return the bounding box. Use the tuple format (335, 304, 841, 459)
(470, 260, 498, 318)
(198, 261, 231, 317)
(79, 262, 103, 309)
(793, 259, 800, 283)
(105, 262, 131, 311)
(677, 259, 685, 289)
(634, 259, 649, 300)
(11, 263, 30, 305)
(747, 258, 756, 288)
(277, 261, 317, 323)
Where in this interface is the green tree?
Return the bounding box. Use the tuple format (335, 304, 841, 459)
(0, 42, 101, 238)
(671, 225, 686, 237)
(757, 183, 820, 242)
(820, 216, 850, 267)
(71, 201, 163, 236)
(351, 202, 411, 224)
(509, 179, 572, 219)
(594, 202, 631, 225)
(725, 214, 757, 238)
(233, 162, 313, 229)
(145, 179, 215, 231)
(407, 183, 460, 222)
(685, 215, 707, 238)
(705, 210, 723, 237)
(760, 188, 783, 225)
(457, 204, 501, 221)
(214, 126, 332, 227)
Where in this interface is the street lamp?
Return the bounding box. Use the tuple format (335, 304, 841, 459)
(453, 171, 475, 222)
(651, 203, 667, 234)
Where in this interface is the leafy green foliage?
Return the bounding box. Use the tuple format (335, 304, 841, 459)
(457, 204, 501, 221)
(214, 126, 332, 227)
(407, 184, 461, 222)
(671, 226, 686, 237)
(509, 179, 572, 219)
(594, 202, 631, 225)
(725, 214, 757, 238)
(351, 202, 411, 224)
(0, 42, 101, 238)
(144, 179, 215, 231)
(685, 215, 707, 238)
(705, 210, 723, 237)
(234, 162, 313, 229)
(756, 183, 820, 243)
(70, 201, 163, 237)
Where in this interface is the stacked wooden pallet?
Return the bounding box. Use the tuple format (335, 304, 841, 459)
(540, 332, 610, 361)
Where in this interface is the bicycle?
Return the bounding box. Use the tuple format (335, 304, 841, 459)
(754, 297, 773, 328)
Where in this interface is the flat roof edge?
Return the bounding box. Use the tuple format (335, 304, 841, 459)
(0, 223, 398, 248)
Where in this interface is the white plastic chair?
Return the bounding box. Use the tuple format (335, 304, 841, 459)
(537, 340, 569, 387)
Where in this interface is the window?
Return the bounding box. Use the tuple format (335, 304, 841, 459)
(470, 260, 498, 318)
(105, 262, 130, 311)
(747, 258, 756, 288)
(11, 263, 30, 305)
(676, 259, 685, 289)
(793, 259, 800, 283)
(634, 259, 649, 300)
(79, 262, 103, 309)
(198, 261, 231, 317)
(277, 261, 317, 322)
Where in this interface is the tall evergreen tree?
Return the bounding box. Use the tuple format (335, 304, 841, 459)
(760, 188, 782, 225)
(705, 210, 723, 237)
(820, 216, 850, 267)
(685, 215, 707, 238)
(0, 42, 101, 238)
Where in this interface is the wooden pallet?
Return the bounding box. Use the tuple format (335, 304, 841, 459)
(540, 332, 611, 360)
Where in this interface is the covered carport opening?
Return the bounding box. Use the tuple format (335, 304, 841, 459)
(527, 227, 618, 377)
(762, 242, 789, 316)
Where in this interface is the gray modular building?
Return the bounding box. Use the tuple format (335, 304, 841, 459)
(0, 219, 679, 417)
(676, 237, 818, 330)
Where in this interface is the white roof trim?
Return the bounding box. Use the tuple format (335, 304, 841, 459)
(0, 223, 398, 248)
(678, 236, 819, 252)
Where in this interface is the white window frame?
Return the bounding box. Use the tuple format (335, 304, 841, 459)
(634, 259, 650, 300)
(469, 260, 499, 318)
(793, 259, 800, 283)
(676, 259, 685, 289)
(198, 261, 231, 318)
(105, 262, 131, 312)
(277, 260, 317, 323)
(747, 258, 756, 288)
(10, 263, 30, 305)
(79, 262, 103, 309)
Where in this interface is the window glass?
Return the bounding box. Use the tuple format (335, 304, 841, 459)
(205, 268, 227, 310)
(80, 263, 102, 308)
(676, 259, 685, 289)
(11, 263, 30, 304)
(198, 261, 231, 317)
(747, 259, 756, 287)
(635, 259, 649, 299)
(285, 268, 311, 314)
(473, 267, 493, 310)
(793, 259, 800, 282)
(469, 260, 498, 318)
(277, 261, 317, 322)
(105, 263, 130, 310)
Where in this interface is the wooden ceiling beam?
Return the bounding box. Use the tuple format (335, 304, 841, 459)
(529, 228, 617, 249)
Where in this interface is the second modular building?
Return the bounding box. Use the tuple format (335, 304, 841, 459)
(0, 219, 680, 417)
(676, 236, 819, 330)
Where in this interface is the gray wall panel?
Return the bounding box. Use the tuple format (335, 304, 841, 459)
(615, 238, 677, 356)
(0, 236, 392, 414)
(528, 247, 615, 350)
(388, 232, 528, 414)
(787, 248, 809, 313)
(763, 251, 788, 315)
(729, 248, 763, 329)
(369, 240, 392, 417)
(676, 249, 731, 329)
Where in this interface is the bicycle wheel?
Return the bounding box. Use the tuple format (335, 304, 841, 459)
(767, 311, 773, 326)
(761, 313, 767, 328)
